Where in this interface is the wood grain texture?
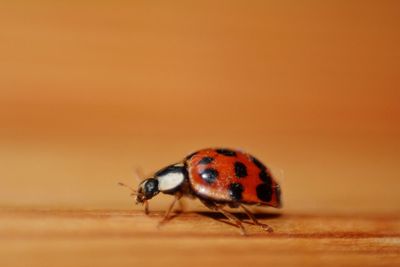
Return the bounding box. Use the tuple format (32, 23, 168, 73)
(1, 209, 399, 267)
(0, 1, 399, 266)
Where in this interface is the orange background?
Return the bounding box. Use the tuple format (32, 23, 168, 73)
(1, 1, 399, 214)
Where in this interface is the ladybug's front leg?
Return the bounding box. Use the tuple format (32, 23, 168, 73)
(144, 200, 149, 215)
(176, 198, 185, 214)
(157, 193, 182, 227)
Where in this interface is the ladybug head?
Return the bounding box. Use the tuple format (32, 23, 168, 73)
(136, 178, 160, 203)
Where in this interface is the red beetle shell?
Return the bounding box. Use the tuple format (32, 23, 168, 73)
(185, 148, 281, 208)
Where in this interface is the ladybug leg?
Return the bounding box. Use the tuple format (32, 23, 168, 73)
(177, 199, 185, 213)
(157, 194, 182, 227)
(217, 207, 247, 236)
(200, 199, 247, 235)
(144, 200, 149, 215)
(240, 205, 273, 233)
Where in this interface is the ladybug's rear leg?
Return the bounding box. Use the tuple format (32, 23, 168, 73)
(217, 207, 247, 236)
(240, 205, 273, 233)
(200, 199, 247, 235)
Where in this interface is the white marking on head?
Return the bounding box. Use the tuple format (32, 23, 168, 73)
(157, 171, 185, 192)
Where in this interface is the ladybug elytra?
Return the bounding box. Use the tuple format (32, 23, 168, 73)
(122, 148, 282, 235)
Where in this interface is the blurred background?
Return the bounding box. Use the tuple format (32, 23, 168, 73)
(0, 0, 399, 214)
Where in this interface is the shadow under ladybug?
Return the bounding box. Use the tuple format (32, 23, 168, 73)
(120, 148, 282, 235)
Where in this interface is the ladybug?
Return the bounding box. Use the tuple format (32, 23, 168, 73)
(121, 148, 282, 235)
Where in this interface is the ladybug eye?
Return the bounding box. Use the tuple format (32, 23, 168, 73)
(142, 178, 159, 198)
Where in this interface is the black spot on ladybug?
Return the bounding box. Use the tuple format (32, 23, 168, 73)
(259, 169, 272, 184)
(216, 149, 237, 157)
(228, 183, 244, 201)
(256, 183, 272, 202)
(251, 156, 266, 170)
(200, 168, 219, 184)
(198, 157, 214, 165)
(234, 161, 248, 178)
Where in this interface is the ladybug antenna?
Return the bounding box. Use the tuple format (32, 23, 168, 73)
(132, 167, 145, 182)
(118, 182, 138, 196)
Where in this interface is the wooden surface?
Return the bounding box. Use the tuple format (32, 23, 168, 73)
(1, 209, 399, 267)
(1, 1, 400, 266)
